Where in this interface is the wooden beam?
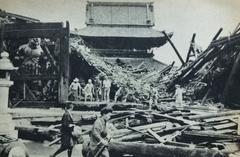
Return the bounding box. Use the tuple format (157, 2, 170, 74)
(152, 112, 199, 125)
(203, 115, 238, 123)
(12, 75, 58, 80)
(147, 128, 165, 143)
(187, 111, 240, 120)
(59, 21, 70, 104)
(162, 31, 184, 65)
(5, 23, 63, 30)
(183, 131, 240, 141)
(4, 29, 62, 39)
(113, 121, 172, 139)
(109, 142, 227, 157)
(186, 33, 196, 63)
(213, 122, 237, 130)
(211, 28, 223, 41)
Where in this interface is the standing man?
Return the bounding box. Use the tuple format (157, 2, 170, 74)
(50, 104, 74, 157)
(103, 77, 112, 102)
(84, 79, 94, 102)
(94, 76, 101, 102)
(69, 78, 82, 101)
(88, 107, 113, 157)
(173, 84, 184, 106)
(149, 85, 158, 110)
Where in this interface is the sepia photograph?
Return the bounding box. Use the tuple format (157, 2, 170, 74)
(0, 0, 240, 156)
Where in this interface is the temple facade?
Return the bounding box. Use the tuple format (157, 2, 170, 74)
(78, 0, 173, 70)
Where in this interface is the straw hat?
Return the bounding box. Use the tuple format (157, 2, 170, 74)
(73, 78, 79, 82)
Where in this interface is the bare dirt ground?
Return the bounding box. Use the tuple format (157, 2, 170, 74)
(24, 140, 83, 157)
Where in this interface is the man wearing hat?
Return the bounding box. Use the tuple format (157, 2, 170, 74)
(87, 107, 113, 157)
(69, 78, 82, 101)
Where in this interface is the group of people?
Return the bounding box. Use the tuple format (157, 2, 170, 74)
(50, 104, 113, 157)
(69, 76, 112, 102)
(69, 76, 184, 108)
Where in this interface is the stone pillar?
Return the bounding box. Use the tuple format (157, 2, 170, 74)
(0, 51, 18, 138)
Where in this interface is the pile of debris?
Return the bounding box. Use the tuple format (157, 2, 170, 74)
(12, 106, 240, 157)
(70, 23, 240, 107)
(108, 106, 240, 157)
(70, 35, 175, 103)
(164, 24, 240, 106)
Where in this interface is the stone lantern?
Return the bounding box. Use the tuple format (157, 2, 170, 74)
(0, 50, 18, 137)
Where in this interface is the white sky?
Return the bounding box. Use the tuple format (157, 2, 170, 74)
(1, 0, 240, 65)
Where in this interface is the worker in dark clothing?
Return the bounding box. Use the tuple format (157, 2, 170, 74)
(50, 104, 74, 157)
(87, 107, 113, 157)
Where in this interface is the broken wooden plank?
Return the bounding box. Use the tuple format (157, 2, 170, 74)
(147, 128, 165, 143)
(213, 122, 237, 130)
(153, 112, 199, 125)
(113, 121, 172, 139)
(203, 115, 238, 123)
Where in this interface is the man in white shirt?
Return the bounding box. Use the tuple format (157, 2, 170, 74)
(103, 77, 112, 102)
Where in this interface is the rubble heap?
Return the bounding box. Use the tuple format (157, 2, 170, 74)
(165, 24, 240, 106)
(70, 36, 173, 103)
(70, 23, 240, 107)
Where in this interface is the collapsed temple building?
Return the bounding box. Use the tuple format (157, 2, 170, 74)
(75, 0, 172, 71)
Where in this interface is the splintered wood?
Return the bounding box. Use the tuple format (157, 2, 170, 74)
(109, 108, 240, 157)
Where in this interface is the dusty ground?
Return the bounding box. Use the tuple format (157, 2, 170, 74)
(24, 140, 83, 157)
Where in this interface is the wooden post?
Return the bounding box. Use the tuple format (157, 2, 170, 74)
(162, 31, 184, 65)
(211, 28, 223, 41)
(59, 21, 70, 104)
(186, 33, 196, 63)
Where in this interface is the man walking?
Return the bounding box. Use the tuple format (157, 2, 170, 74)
(50, 104, 74, 157)
(88, 107, 113, 157)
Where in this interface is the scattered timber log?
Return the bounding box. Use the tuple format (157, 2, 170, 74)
(187, 111, 240, 120)
(152, 112, 199, 125)
(109, 141, 228, 157)
(212, 122, 237, 130)
(113, 121, 172, 139)
(183, 131, 240, 141)
(70, 101, 143, 111)
(31, 117, 61, 126)
(203, 115, 238, 123)
(15, 125, 59, 142)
